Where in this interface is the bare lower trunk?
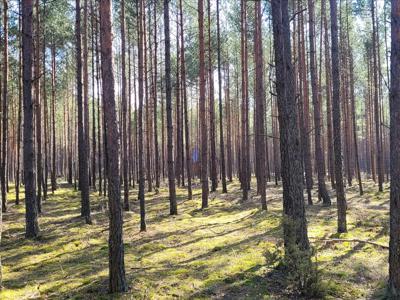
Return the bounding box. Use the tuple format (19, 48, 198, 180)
(99, 0, 127, 292)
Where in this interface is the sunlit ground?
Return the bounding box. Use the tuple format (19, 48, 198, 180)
(0, 178, 390, 299)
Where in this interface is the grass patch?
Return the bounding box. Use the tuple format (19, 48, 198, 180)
(0, 179, 390, 299)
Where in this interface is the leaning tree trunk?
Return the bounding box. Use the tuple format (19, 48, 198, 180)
(22, 0, 40, 238)
(99, 0, 127, 293)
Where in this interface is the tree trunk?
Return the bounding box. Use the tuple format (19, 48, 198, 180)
(153, 1, 160, 189)
(138, 0, 146, 230)
(330, 0, 347, 233)
(51, 44, 57, 192)
(120, 0, 129, 211)
(23, 0, 40, 238)
(1, 0, 9, 213)
(271, 0, 310, 257)
(76, 0, 91, 224)
(198, 0, 209, 209)
(216, 0, 227, 194)
(322, 0, 335, 189)
(180, 0, 192, 199)
(34, 0, 43, 213)
(16, 0, 23, 205)
(207, 0, 217, 192)
(308, 0, 331, 205)
(389, 1, 400, 295)
(164, 0, 177, 215)
(99, 0, 127, 293)
(371, 0, 383, 192)
(240, 0, 249, 201)
(254, 1, 266, 210)
(83, 0, 90, 187)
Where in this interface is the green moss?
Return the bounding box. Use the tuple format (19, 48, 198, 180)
(0, 179, 390, 299)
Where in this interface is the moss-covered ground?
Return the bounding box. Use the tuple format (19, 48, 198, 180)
(0, 179, 390, 299)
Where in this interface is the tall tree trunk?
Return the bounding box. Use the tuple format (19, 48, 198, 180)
(1, 0, 9, 213)
(389, 1, 400, 295)
(349, 50, 363, 195)
(83, 0, 90, 187)
(90, 0, 96, 190)
(42, 0, 48, 200)
(120, 0, 129, 211)
(371, 0, 383, 192)
(308, 0, 331, 205)
(51, 44, 57, 192)
(99, 0, 127, 292)
(330, 0, 347, 233)
(216, 0, 227, 194)
(180, 0, 192, 199)
(164, 0, 177, 215)
(225, 64, 233, 182)
(271, 0, 310, 258)
(207, 0, 217, 192)
(153, 1, 160, 189)
(76, 0, 91, 224)
(240, 0, 249, 201)
(95, 9, 102, 194)
(323, 0, 335, 189)
(298, 3, 313, 205)
(137, 0, 146, 230)
(35, 0, 43, 213)
(16, 0, 23, 205)
(23, 0, 40, 238)
(198, 0, 209, 208)
(254, 1, 266, 210)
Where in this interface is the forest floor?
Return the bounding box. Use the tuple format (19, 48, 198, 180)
(0, 179, 391, 299)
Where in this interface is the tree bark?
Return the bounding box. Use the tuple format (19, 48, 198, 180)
(254, 0, 266, 210)
(198, 0, 209, 209)
(389, 1, 400, 295)
(99, 0, 127, 293)
(308, 0, 331, 205)
(271, 0, 310, 255)
(23, 0, 40, 238)
(164, 0, 177, 215)
(180, 0, 192, 199)
(76, 0, 91, 224)
(240, 0, 249, 201)
(1, 0, 9, 213)
(216, 0, 227, 194)
(34, 0, 43, 213)
(371, 0, 384, 192)
(137, 0, 146, 230)
(330, 0, 347, 233)
(120, 0, 129, 211)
